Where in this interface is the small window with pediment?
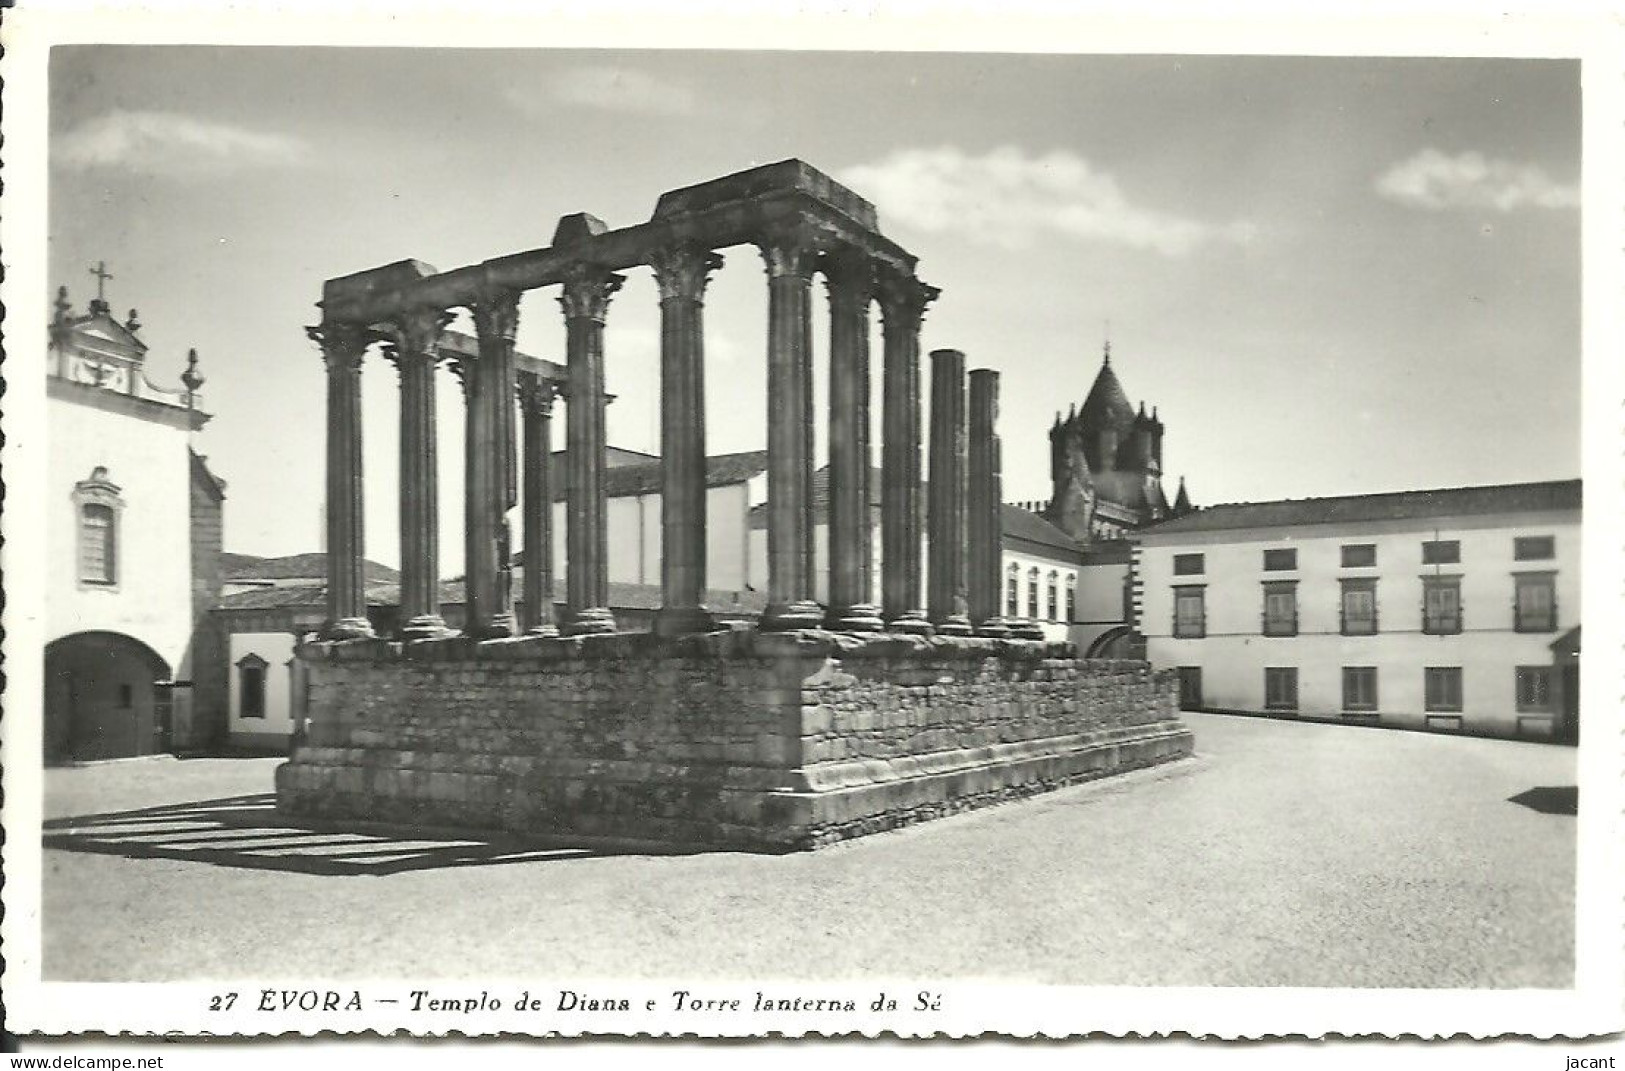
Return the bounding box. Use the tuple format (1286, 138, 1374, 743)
(73, 467, 125, 588)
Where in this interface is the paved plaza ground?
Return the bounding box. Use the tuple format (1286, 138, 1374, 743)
(39, 712, 1576, 986)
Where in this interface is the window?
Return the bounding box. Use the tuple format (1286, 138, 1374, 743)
(1263, 548, 1297, 571)
(1422, 539, 1460, 565)
(1046, 571, 1059, 622)
(237, 654, 268, 720)
(1065, 574, 1077, 623)
(1262, 581, 1298, 637)
(1514, 536, 1555, 561)
(80, 504, 117, 584)
(1026, 567, 1039, 619)
(1173, 586, 1206, 639)
(1264, 667, 1298, 711)
(1424, 667, 1463, 712)
(1514, 573, 1557, 632)
(1341, 543, 1377, 568)
(1422, 576, 1462, 635)
(1516, 666, 1553, 712)
(1342, 667, 1378, 711)
(1173, 553, 1205, 576)
(1340, 578, 1378, 635)
(117, 683, 134, 709)
(73, 466, 125, 588)
(1005, 564, 1020, 618)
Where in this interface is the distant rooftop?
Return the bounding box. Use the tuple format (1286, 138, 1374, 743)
(222, 551, 399, 584)
(553, 450, 769, 502)
(1142, 478, 1581, 536)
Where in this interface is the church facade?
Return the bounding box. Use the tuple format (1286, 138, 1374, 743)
(44, 279, 227, 762)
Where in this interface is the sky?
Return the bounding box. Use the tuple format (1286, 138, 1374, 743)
(46, 47, 1582, 571)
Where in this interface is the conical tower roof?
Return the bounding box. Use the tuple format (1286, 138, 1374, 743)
(1173, 476, 1193, 514)
(1078, 342, 1136, 429)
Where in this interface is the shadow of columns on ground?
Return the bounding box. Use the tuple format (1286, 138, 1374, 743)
(42, 793, 699, 876)
(1506, 785, 1578, 816)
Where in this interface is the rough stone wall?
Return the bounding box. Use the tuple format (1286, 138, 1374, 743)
(278, 630, 1191, 850)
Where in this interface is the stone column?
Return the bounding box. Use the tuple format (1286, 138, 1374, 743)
(823, 250, 883, 632)
(386, 307, 452, 640)
(465, 288, 521, 639)
(307, 321, 374, 640)
(877, 273, 939, 635)
(757, 231, 824, 630)
(649, 244, 725, 636)
(968, 368, 1010, 637)
(559, 263, 624, 636)
(519, 370, 560, 636)
(927, 348, 972, 635)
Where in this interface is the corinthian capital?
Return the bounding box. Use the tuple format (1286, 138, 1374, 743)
(820, 249, 876, 311)
(557, 263, 626, 323)
(648, 245, 725, 304)
(384, 305, 455, 365)
(518, 370, 560, 415)
(757, 225, 822, 282)
(877, 272, 941, 333)
(305, 321, 370, 373)
(467, 286, 523, 344)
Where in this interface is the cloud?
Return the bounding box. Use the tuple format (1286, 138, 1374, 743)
(55, 109, 311, 177)
(841, 146, 1255, 257)
(1375, 149, 1578, 212)
(510, 66, 698, 118)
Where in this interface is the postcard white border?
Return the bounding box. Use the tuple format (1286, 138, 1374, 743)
(3, 0, 1622, 1041)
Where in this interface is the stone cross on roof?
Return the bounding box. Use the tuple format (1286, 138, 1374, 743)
(88, 260, 114, 314)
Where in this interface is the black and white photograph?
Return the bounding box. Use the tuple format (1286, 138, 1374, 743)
(3, 0, 1622, 1053)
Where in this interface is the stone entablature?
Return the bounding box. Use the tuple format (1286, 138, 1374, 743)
(278, 631, 1193, 850)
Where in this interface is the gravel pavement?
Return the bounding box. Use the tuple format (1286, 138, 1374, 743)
(39, 712, 1576, 986)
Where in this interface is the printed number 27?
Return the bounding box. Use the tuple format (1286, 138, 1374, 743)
(210, 993, 239, 1011)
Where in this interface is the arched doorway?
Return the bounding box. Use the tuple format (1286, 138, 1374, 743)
(45, 632, 172, 763)
(1085, 626, 1146, 661)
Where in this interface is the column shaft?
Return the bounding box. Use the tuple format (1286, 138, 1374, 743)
(927, 349, 972, 635)
(466, 289, 521, 639)
(520, 372, 559, 635)
(308, 322, 373, 640)
(390, 308, 450, 639)
(759, 236, 823, 630)
(968, 369, 1010, 636)
(878, 275, 939, 634)
(824, 253, 883, 631)
(559, 264, 624, 636)
(650, 245, 724, 635)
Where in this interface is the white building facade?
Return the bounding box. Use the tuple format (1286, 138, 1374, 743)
(1138, 480, 1581, 741)
(44, 283, 225, 761)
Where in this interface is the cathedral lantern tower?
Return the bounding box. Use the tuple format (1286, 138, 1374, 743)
(1043, 340, 1188, 542)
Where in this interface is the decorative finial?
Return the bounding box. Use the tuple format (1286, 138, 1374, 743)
(125, 308, 142, 335)
(181, 347, 205, 394)
(88, 260, 114, 315)
(54, 285, 72, 322)
(1102, 338, 1111, 365)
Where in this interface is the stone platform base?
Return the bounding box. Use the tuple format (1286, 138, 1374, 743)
(276, 629, 1194, 851)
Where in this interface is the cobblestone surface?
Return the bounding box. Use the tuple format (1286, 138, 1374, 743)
(40, 713, 1575, 986)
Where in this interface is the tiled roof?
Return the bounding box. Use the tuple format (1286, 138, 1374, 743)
(1001, 504, 1085, 559)
(551, 450, 768, 501)
(216, 585, 329, 611)
(222, 552, 400, 583)
(1142, 478, 1582, 536)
